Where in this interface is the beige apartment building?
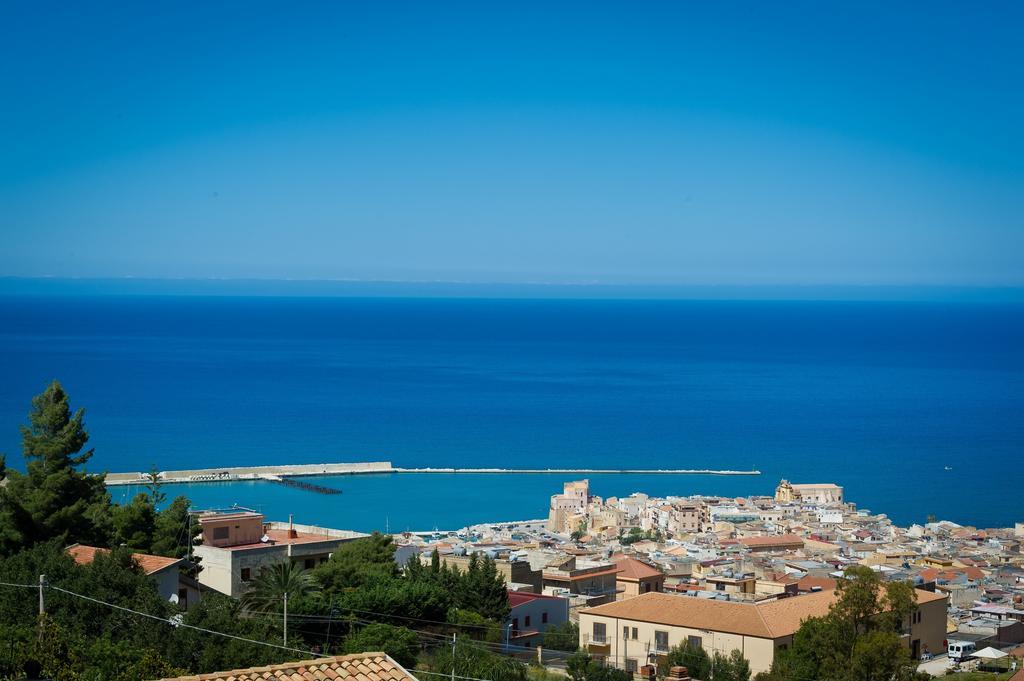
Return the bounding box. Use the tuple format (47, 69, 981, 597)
(193, 511, 366, 597)
(579, 588, 947, 674)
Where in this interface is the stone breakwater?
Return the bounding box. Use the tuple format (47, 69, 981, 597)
(104, 461, 760, 486)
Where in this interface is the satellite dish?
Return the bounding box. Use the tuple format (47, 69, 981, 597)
(169, 593, 179, 605)
(261, 534, 270, 543)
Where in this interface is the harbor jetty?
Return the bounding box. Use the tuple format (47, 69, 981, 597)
(104, 461, 761, 486)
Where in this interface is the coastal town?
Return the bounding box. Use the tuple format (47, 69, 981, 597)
(2, 381, 1023, 680)
(80, 475, 1024, 679)
(382, 478, 1024, 675)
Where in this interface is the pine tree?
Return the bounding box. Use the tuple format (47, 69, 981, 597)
(0, 381, 112, 556)
(150, 496, 193, 558)
(112, 493, 157, 552)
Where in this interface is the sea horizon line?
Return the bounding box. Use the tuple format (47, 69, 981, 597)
(2, 276, 1023, 302)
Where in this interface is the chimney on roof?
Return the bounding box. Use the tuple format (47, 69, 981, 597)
(288, 514, 297, 539)
(666, 666, 691, 681)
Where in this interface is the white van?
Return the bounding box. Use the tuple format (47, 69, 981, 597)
(947, 641, 976, 662)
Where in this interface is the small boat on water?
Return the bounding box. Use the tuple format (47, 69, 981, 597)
(944, 466, 953, 471)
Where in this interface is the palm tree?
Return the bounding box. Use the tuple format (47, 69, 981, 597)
(241, 560, 321, 614)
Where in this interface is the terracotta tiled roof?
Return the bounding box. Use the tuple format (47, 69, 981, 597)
(613, 557, 663, 581)
(159, 652, 417, 681)
(66, 544, 182, 576)
(582, 588, 945, 639)
(582, 591, 831, 638)
(738, 534, 804, 549)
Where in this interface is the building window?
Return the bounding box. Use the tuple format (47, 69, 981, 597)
(655, 630, 669, 652)
(626, 659, 638, 673)
(688, 635, 702, 649)
(525, 616, 531, 627)
(592, 622, 606, 644)
(212, 526, 229, 540)
(632, 627, 638, 640)
(241, 568, 251, 582)
(542, 612, 548, 624)
(304, 558, 315, 570)
(623, 626, 630, 639)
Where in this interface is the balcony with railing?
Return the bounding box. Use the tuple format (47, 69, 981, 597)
(585, 633, 611, 651)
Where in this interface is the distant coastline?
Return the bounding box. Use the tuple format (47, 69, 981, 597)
(104, 461, 761, 486)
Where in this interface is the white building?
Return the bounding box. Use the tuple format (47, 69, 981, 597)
(66, 544, 202, 609)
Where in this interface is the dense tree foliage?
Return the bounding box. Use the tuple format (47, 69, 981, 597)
(662, 641, 712, 680)
(567, 651, 632, 681)
(429, 637, 528, 681)
(755, 566, 926, 681)
(150, 495, 194, 559)
(712, 650, 752, 681)
(342, 623, 421, 668)
(313, 531, 398, 592)
(0, 541, 303, 679)
(542, 620, 579, 652)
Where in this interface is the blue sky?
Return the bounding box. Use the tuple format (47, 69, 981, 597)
(1, 2, 1021, 285)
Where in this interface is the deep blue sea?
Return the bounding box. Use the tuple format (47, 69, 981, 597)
(1, 295, 1021, 531)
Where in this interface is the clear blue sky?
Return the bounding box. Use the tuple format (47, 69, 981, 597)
(1, 2, 1021, 285)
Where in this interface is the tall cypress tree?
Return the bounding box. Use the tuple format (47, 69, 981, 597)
(0, 381, 112, 555)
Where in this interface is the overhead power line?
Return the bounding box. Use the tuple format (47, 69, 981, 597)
(45, 584, 329, 659)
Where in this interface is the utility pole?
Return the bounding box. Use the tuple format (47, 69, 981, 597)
(451, 632, 456, 681)
(37, 574, 46, 644)
(324, 599, 337, 654)
(283, 591, 289, 647)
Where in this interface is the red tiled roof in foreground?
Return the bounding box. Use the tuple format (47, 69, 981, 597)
(159, 652, 418, 681)
(66, 544, 182, 576)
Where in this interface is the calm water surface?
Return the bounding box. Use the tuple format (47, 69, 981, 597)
(1, 295, 1021, 529)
